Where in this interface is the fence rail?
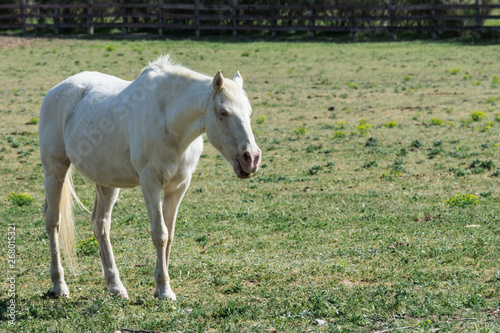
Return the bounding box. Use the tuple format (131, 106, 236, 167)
(1, 1, 500, 39)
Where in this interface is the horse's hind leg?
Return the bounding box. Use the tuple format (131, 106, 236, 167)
(92, 185, 128, 298)
(43, 159, 70, 297)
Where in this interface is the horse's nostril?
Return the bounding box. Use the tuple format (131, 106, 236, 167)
(243, 151, 252, 163)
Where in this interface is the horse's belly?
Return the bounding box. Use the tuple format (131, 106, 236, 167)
(68, 146, 140, 188)
(65, 129, 140, 188)
(79, 164, 140, 188)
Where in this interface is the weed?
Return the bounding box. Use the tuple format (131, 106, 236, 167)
(469, 159, 495, 173)
(256, 115, 266, 124)
(357, 123, 371, 136)
(427, 148, 442, 159)
(381, 169, 400, 180)
(293, 126, 307, 136)
(486, 97, 500, 105)
(496, 114, 500, 122)
(454, 168, 470, 176)
(411, 139, 423, 148)
(491, 75, 500, 88)
(446, 193, 479, 207)
(306, 144, 322, 153)
(463, 294, 486, 309)
(241, 51, 250, 57)
(223, 281, 242, 294)
(363, 137, 378, 148)
(77, 237, 99, 256)
(333, 130, 346, 139)
(326, 161, 336, 168)
(10, 139, 20, 148)
(336, 120, 347, 129)
(429, 118, 443, 126)
(132, 46, 143, 53)
(7, 192, 35, 206)
(216, 302, 247, 318)
(106, 45, 115, 52)
(469, 111, 487, 122)
(432, 140, 442, 147)
(389, 159, 405, 173)
(363, 160, 377, 168)
(309, 165, 322, 175)
(447, 68, 461, 75)
(479, 191, 491, 198)
(346, 81, 358, 89)
(28, 117, 39, 125)
(384, 120, 397, 128)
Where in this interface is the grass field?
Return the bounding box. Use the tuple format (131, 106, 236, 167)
(0, 36, 499, 332)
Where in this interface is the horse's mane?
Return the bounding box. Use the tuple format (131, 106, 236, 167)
(148, 54, 176, 70)
(144, 54, 204, 81)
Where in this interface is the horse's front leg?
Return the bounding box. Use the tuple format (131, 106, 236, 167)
(162, 177, 191, 298)
(140, 168, 174, 300)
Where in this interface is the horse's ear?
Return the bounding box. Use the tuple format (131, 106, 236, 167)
(212, 70, 224, 93)
(233, 71, 243, 88)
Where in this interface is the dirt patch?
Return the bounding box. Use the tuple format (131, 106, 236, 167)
(0, 36, 35, 49)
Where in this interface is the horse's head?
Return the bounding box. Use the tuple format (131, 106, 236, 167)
(205, 71, 261, 179)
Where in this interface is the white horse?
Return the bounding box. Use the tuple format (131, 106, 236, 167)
(39, 55, 261, 300)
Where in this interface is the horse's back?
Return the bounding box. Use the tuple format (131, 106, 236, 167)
(40, 71, 129, 121)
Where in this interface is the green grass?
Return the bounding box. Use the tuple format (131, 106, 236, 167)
(0, 38, 499, 332)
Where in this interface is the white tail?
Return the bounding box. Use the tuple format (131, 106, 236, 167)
(59, 165, 90, 274)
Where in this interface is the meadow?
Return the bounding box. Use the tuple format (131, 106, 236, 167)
(0, 36, 499, 332)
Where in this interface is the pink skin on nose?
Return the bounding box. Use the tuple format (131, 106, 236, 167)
(233, 148, 261, 179)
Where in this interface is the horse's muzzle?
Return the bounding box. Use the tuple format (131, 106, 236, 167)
(234, 148, 261, 178)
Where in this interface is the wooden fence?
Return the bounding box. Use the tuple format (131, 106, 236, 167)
(1, 1, 500, 39)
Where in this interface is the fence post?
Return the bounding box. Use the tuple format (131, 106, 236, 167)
(309, 0, 315, 37)
(88, 0, 94, 35)
(195, 0, 200, 37)
(475, 0, 481, 40)
(20, 0, 26, 35)
(54, 6, 59, 35)
(232, 0, 238, 37)
(389, 0, 396, 40)
(431, 0, 437, 40)
(349, 0, 354, 39)
(122, 0, 127, 34)
(271, 0, 277, 37)
(158, 0, 163, 36)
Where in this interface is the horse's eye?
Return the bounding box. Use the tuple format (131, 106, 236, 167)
(219, 109, 229, 118)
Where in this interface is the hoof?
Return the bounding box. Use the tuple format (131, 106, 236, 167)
(110, 291, 129, 299)
(52, 282, 70, 298)
(109, 284, 129, 299)
(154, 286, 176, 301)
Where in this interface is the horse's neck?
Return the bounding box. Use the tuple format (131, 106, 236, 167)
(146, 71, 212, 151)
